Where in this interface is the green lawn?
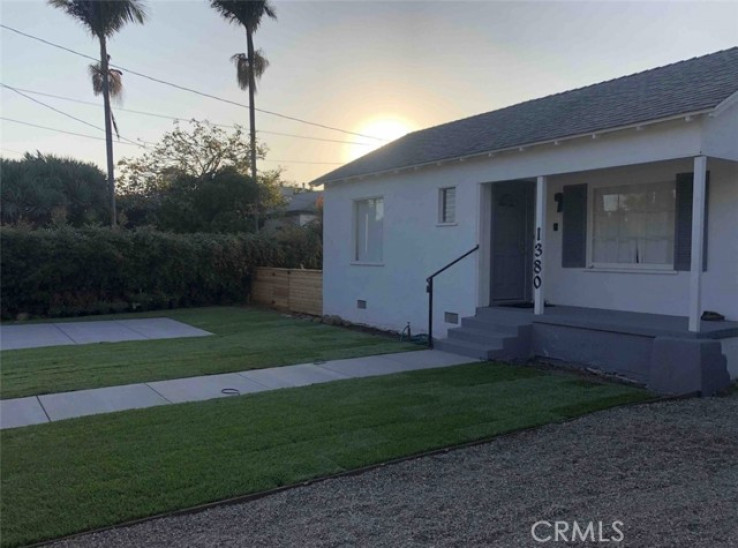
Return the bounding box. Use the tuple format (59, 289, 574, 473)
(0, 362, 651, 547)
(0, 306, 417, 399)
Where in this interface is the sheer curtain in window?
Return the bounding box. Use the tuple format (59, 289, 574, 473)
(355, 198, 383, 262)
(592, 182, 674, 265)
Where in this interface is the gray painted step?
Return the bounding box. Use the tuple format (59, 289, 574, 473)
(447, 326, 512, 346)
(433, 339, 502, 360)
(474, 307, 534, 325)
(435, 307, 534, 362)
(459, 317, 520, 333)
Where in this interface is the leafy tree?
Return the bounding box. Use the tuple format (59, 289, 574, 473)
(48, 0, 147, 226)
(118, 120, 284, 232)
(0, 153, 108, 228)
(209, 0, 277, 230)
(119, 120, 262, 189)
(154, 167, 260, 233)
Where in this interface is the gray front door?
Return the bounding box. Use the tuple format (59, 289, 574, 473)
(490, 181, 534, 303)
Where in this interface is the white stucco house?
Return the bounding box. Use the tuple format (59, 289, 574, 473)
(313, 48, 738, 395)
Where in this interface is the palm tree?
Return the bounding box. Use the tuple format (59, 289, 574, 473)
(89, 58, 123, 140)
(49, 0, 147, 226)
(230, 50, 269, 94)
(209, 0, 276, 231)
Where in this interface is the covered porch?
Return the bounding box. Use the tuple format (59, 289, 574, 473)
(441, 154, 737, 394)
(474, 153, 738, 319)
(478, 155, 722, 332)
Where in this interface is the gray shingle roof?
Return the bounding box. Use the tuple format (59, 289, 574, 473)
(286, 190, 321, 214)
(313, 48, 738, 185)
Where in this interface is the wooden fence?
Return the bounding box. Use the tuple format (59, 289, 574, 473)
(251, 267, 323, 316)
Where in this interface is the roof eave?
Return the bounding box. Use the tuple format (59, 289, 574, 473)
(311, 107, 716, 187)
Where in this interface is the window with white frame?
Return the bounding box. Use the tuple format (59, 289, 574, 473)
(354, 197, 384, 263)
(439, 187, 456, 224)
(591, 181, 675, 267)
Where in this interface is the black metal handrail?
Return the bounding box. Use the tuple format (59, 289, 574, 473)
(426, 244, 479, 348)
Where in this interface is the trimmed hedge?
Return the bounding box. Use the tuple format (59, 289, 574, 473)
(0, 227, 321, 319)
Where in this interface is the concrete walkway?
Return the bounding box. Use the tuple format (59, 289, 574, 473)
(0, 350, 472, 430)
(0, 318, 212, 351)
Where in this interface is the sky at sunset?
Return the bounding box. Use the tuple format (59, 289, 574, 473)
(1, 0, 737, 186)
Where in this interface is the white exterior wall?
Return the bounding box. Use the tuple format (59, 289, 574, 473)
(701, 160, 738, 320)
(323, 168, 479, 336)
(323, 115, 737, 335)
(701, 104, 738, 318)
(702, 94, 738, 161)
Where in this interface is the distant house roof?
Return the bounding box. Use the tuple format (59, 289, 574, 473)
(313, 47, 738, 185)
(276, 188, 322, 215)
(287, 190, 321, 214)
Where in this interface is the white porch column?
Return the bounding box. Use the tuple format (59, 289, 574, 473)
(534, 176, 547, 315)
(688, 156, 707, 332)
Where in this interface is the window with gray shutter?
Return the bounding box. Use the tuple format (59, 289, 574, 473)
(562, 184, 588, 268)
(673, 172, 709, 271)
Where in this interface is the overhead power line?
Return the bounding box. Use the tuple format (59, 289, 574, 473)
(1, 83, 146, 148)
(1, 117, 346, 165)
(1, 117, 143, 146)
(0, 24, 388, 142)
(262, 159, 343, 165)
(4, 86, 376, 146)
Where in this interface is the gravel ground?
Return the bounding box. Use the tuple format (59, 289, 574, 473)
(53, 394, 738, 548)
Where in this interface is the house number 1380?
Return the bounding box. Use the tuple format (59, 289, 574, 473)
(533, 235, 543, 289)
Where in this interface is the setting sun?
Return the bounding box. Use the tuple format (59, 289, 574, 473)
(345, 117, 415, 162)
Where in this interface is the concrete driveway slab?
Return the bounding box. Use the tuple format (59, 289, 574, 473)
(0, 324, 75, 351)
(147, 374, 269, 404)
(55, 322, 149, 344)
(116, 319, 212, 340)
(0, 397, 49, 429)
(243, 363, 350, 388)
(1, 318, 213, 351)
(39, 384, 168, 421)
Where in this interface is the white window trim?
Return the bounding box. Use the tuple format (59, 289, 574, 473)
(352, 196, 384, 265)
(585, 179, 677, 273)
(438, 186, 456, 225)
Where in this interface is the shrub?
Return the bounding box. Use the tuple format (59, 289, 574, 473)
(0, 154, 108, 228)
(0, 226, 320, 319)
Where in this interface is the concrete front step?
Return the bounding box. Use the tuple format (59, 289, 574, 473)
(433, 339, 503, 360)
(447, 326, 512, 346)
(460, 317, 520, 333)
(473, 307, 534, 325)
(435, 307, 535, 362)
